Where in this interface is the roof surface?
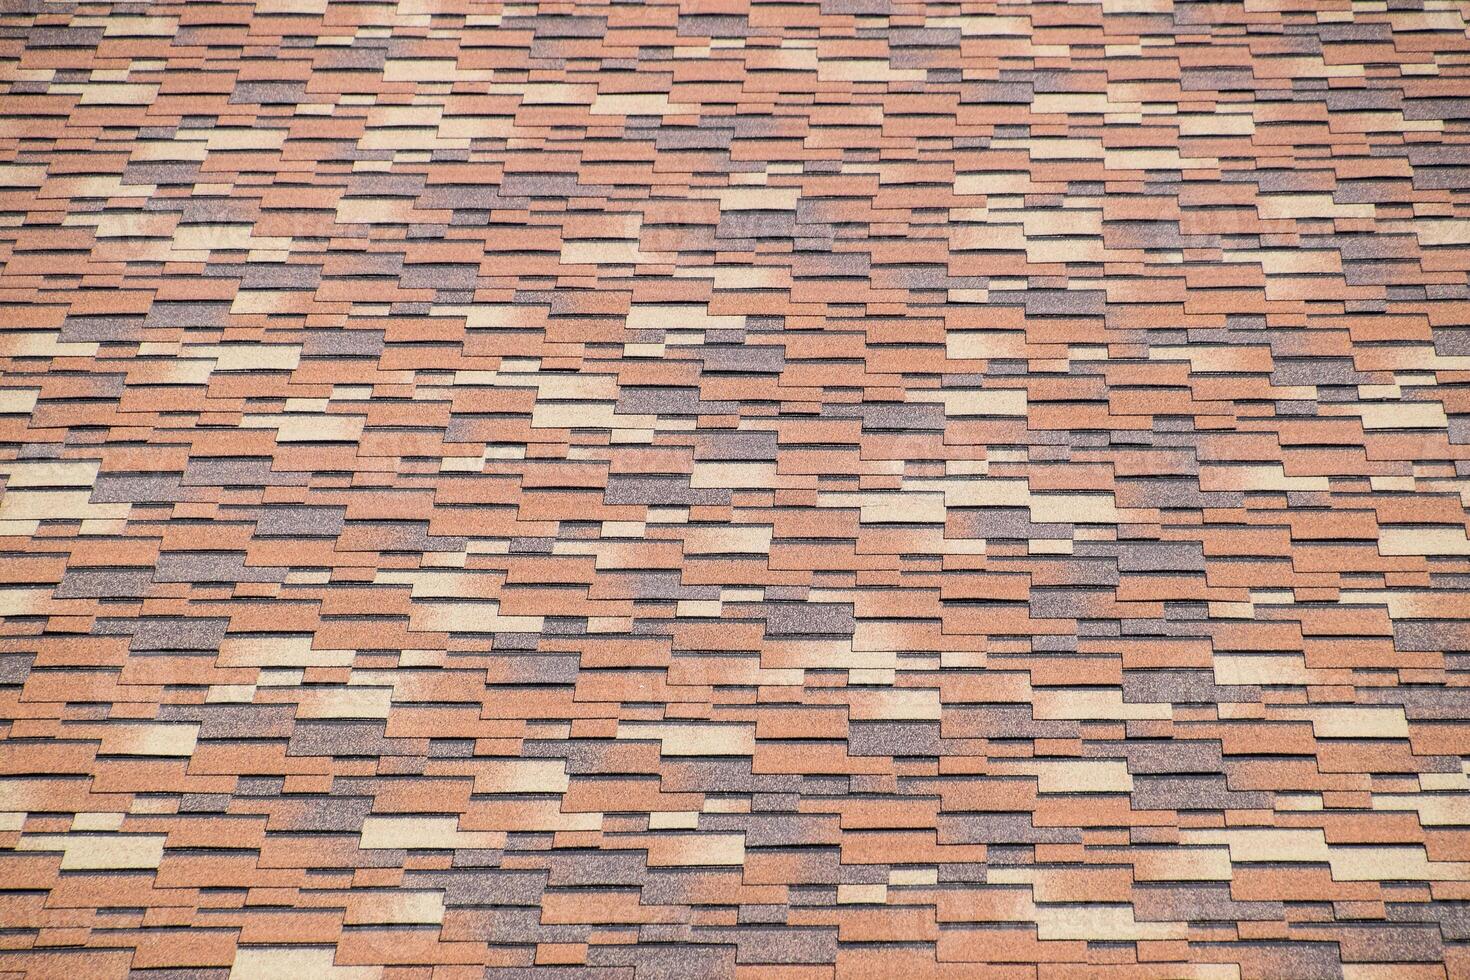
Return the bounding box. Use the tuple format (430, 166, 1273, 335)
(2, 1, 1470, 978)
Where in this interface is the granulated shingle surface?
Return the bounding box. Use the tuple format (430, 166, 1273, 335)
(2, 1, 1470, 977)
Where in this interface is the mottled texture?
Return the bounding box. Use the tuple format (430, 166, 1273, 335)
(1, 1, 1470, 978)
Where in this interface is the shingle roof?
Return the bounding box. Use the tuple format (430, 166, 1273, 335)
(2, 1, 1470, 977)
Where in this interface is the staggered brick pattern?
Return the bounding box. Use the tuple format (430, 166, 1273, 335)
(2, 0, 1470, 977)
